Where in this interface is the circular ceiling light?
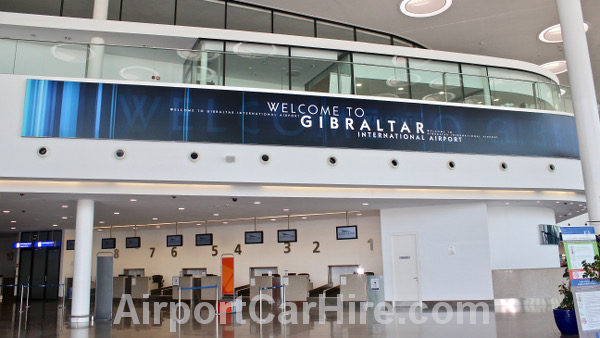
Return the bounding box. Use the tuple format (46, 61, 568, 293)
(541, 60, 567, 74)
(538, 23, 589, 43)
(400, 0, 452, 18)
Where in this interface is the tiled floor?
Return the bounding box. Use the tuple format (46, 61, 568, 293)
(0, 299, 578, 337)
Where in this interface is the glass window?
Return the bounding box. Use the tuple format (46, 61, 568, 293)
(225, 42, 289, 90)
(102, 45, 187, 83)
(226, 3, 271, 33)
(62, 0, 93, 18)
(316, 21, 354, 41)
(13, 41, 87, 78)
(356, 30, 391, 45)
(393, 37, 414, 48)
(182, 40, 224, 85)
(0, 0, 61, 16)
(353, 54, 409, 99)
(408, 59, 460, 103)
(273, 13, 314, 37)
(461, 64, 491, 105)
(291, 48, 344, 93)
(176, 0, 225, 28)
(0, 39, 17, 74)
(121, 0, 175, 25)
(536, 82, 562, 111)
(487, 67, 536, 109)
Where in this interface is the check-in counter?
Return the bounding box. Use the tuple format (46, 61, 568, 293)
(113, 276, 128, 298)
(283, 275, 311, 302)
(131, 276, 154, 299)
(339, 274, 367, 302)
(250, 275, 280, 300)
(200, 276, 221, 300)
(172, 276, 201, 301)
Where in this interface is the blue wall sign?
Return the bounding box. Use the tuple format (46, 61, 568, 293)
(21, 79, 579, 158)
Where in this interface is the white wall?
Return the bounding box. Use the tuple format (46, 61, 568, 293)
(0, 74, 584, 193)
(488, 206, 559, 270)
(60, 212, 382, 288)
(380, 203, 494, 301)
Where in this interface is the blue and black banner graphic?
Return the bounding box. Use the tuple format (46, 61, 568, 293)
(22, 79, 579, 158)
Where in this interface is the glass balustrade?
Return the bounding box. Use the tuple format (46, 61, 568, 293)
(0, 38, 573, 114)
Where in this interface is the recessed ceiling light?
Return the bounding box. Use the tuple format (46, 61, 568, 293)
(213, 213, 220, 217)
(10, 226, 16, 230)
(398, 87, 404, 91)
(270, 218, 277, 222)
(61, 205, 69, 208)
(152, 217, 159, 221)
(400, 0, 452, 18)
(283, 208, 290, 212)
(196, 223, 203, 226)
(301, 216, 308, 220)
(10, 220, 16, 223)
(113, 212, 120, 215)
(97, 228, 103, 232)
(541, 60, 567, 75)
(493, 98, 500, 102)
(505, 202, 510, 205)
(2, 210, 11, 214)
(178, 207, 185, 210)
(570, 202, 574, 205)
(362, 202, 369, 206)
(357, 213, 363, 216)
(253, 201, 261, 205)
(556, 201, 561, 204)
(222, 221, 229, 224)
(538, 23, 589, 43)
(52, 224, 58, 227)
(129, 198, 137, 202)
(356, 83, 363, 87)
(99, 221, 105, 224)
(155, 225, 161, 229)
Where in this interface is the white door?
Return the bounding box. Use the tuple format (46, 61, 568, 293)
(391, 234, 419, 302)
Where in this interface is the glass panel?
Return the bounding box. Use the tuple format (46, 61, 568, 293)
(107, 0, 122, 20)
(102, 45, 186, 83)
(183, 41, 224, 85)
(316, 21, 354, 41)
(176, 0, 225, 28)
(356, 29, 391, 45)
(489, 77, 536, 109)
(408, 59, 460, 102)
(0, 39, 17, 74)
(13, 41, 87, 77)
(291, 48, 342, 93)
(226, 3, 271, 33)
(461, 64, 491, 106)
(560, 86, 574, 114)
(353, 54, 409, 99)
(62, 0, 93, 18)
(0, 0, 61, 15)
(273, 12, 314, 37)
(121, 0, 175, 25)
(225, 42, 289, 90)
(536, 82, 562, 111)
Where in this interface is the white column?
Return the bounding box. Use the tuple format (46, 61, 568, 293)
(86, 0, 110, 78)
(92, 0, 110, 20)
(556, 0, 600, 231)
(71, 199, 95, 324)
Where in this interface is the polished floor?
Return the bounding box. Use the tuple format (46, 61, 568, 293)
(0, 299, 577, 338)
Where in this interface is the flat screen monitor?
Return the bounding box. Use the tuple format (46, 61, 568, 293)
(195, 233, 213, 246)
(66, 239, 75, 250)
(101, 238, 116, 249)
(245, 231, 263, 244)
(167, 234, 183, 247)
(125, 236, 141, 248)
(336, 225, 358, 240)
(277, 229, 297, 243)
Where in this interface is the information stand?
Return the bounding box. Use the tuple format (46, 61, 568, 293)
(561, 226, 600, 337)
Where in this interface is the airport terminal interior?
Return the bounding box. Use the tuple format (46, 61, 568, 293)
(0, 0, 599, 337)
